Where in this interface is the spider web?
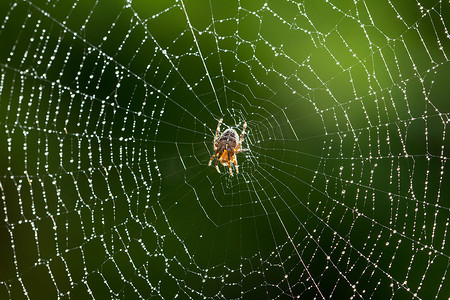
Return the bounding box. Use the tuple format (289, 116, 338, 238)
(0, 0, 449, 298)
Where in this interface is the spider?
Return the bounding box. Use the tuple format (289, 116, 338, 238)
(208, 118, 248, 176)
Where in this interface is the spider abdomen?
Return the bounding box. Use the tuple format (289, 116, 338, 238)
(219, 129, 238, 146)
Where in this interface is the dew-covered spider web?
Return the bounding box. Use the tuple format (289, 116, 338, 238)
(1, 0, 450, 299)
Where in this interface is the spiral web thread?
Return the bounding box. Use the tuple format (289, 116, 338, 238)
(0, 0, 449, 299)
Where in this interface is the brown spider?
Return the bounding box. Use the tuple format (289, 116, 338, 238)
(208, 119, 248, 176)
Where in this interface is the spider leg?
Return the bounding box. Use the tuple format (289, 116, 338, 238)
(209, 119, 222, 170)
(228, 161, 233, 176)
(235, 148, 249, 153)
(235, 122, 247, 151)
(208, 153, 216, 166)
(214, 118, 223, 142)
(234, 156, 239, 174)
(238, 122, 247, 145)
(215, 158, 220, 173)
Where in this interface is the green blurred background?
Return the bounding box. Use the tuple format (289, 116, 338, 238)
(0, 0, 449, 299)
